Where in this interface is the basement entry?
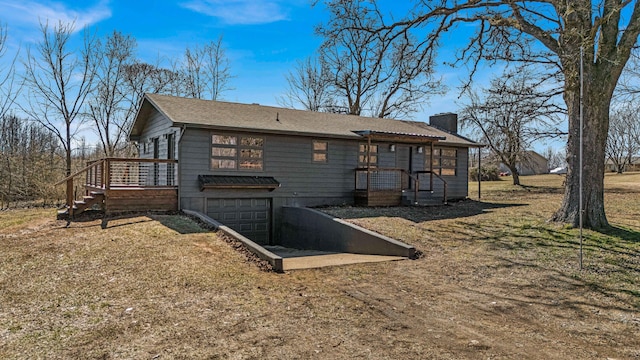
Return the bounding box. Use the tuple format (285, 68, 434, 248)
(206, 198, 270, 245)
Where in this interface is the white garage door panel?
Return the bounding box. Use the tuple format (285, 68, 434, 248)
(206, 198, 271, 245)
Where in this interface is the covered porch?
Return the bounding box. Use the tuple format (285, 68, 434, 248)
(353, 130, 449, 207)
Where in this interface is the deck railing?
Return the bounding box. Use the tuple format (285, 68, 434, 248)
(56, 158, 179, 217)
(95, 158, 178, 189)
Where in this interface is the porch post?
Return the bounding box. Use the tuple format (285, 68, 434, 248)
(429, 142, 434, 191)
(478, 148, 482, 199)
(366, 136, 371, 202)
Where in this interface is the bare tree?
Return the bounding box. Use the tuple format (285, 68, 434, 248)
(617, 48, 640, 98)
(182, 45, 206, 99)
(543, 146, 566, 170)
(329, 0, 640, 228)
(278, 56, 334, 111)
(461, 68, 563, 185)
(22, 21, 97, 177)
(606, 105, 640, 173)
(203, 36, 233, 100)
(181, 36, 233, 100)
(316, 0, 443, 118)
(88, 30, 136, 156)
(0, 23, 20, 119)
(121, 60, 181, 154)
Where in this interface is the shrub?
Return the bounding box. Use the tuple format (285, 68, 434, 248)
(469, 165, 501, 181)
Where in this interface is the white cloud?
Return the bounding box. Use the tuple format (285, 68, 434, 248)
(179, 0, 290, 25)
(0, 0, 112, 32)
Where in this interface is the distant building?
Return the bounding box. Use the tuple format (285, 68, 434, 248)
(488, 150, 549, 176)
(605, 156, 640, 173)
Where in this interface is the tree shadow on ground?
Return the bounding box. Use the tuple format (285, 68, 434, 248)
(605, 187, 640, 194)
(62, 210, 205, 233)
(597, 225, 640, 243)
(451, 221, 640, 310)
(150, 214, 209, 234)
(517, 185, 564, 194)
(320, 199, 526, 223)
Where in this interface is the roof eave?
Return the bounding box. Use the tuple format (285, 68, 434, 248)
(128, 93, 177, 141)
(175, 122, 364, 140)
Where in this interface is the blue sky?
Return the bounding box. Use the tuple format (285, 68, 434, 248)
(1, 0, 477, 114)
(1, 0, 564, 151)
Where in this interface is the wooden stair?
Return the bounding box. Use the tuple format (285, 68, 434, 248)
(57, 191, 105, 219)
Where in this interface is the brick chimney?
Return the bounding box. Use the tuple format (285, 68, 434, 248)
(429, 113, 458, 134)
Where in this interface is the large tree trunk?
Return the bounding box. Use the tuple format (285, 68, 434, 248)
(551, 65, 611, 229)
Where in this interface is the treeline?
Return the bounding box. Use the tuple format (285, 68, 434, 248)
(0, 115, 63, 208)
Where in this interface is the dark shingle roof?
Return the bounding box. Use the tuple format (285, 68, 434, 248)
(131, 94, 478, 147)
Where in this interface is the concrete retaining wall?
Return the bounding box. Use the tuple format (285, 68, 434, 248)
(278, 206, 415, 258)
(183, 209, 284, 272)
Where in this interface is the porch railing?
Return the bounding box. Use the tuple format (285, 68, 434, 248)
(355, 168, 411, 191)
(354, 167, 447, 204)
(415, 170, 448, 204)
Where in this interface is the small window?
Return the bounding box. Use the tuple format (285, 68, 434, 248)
(358, 144, 378, 167)
(313, 141, 328, 163)
(426, 147, 457, 176)
(212, 135, 237, 145)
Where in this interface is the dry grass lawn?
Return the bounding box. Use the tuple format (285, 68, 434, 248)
(0, 173, 639, 359)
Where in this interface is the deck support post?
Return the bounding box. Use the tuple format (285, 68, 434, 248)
(105, 159, 111, 191)
(66, 178, 74, 218)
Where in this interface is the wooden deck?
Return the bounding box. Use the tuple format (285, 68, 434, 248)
(57, 158, 178, 217)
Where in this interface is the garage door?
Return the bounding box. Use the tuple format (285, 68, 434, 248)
(206, 198, 271, 245)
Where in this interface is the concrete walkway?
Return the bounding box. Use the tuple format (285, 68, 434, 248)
(264, 246, 407, 271)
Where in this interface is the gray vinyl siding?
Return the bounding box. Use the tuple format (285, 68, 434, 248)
(179, 129, 358, 212)
(178, 126, 471, 209)
(137, 109, 179, 160)
(133, 110, 180, 187)
(425, 145, 468, 200)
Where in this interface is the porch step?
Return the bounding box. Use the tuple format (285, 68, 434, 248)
(72, 192, 105, 215)
(402, 191, 446, 206)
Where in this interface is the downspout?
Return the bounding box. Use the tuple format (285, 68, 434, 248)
(177, 124, 187, 211)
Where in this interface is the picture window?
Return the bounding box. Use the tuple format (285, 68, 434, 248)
(211, 134, 264, 170)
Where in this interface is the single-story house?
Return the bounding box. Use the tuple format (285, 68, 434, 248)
(125, 94, 479, 245)
(605, 156, 640, 172)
